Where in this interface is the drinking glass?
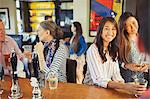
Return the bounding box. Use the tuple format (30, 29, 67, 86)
(134, 78, 148, 87)
(48, 74, 58, 90)
(134, 78, 148, 97)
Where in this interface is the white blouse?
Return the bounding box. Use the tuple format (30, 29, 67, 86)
(84, 44, 124, 88)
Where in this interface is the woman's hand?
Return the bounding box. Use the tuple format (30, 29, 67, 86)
(125, 83, 146, 95)
(34, 42, 45, 71)
(140, 63, 149, 72)
(125, 63, 140, 71)
(125, 63, 148, 72)
(34, 42, 44, 56)
(23, 51, 32, 63)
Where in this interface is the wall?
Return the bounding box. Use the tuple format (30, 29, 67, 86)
(124, 0, 137, 15)
(73, 0, 138, 43)
(73, 0, 95, 43)
(0, 0, 137, 38)
(0, 0, 17, 34)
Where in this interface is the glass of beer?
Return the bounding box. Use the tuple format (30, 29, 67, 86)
(3, 53, 10, 67)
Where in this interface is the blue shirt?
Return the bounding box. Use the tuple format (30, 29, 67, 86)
(70, 35, 87, 56)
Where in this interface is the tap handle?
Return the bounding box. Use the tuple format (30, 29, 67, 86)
(10, 48, 18, 80)
(0, 65, 4, 80)
(32, 50, 39, 79)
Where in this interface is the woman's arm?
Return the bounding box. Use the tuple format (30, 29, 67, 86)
(34, 42, 46, 71)
(112, 60, 124, 82)
(35, 42, 68, 78)
(44, 44, 68, 79)
(108, 81, 146, 95)
(77, 36, 87, 56)
(87, 44, 146, 95)
(124, 63, 148, 72)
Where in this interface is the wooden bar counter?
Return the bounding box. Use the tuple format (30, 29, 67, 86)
(0, 76, 137, 99)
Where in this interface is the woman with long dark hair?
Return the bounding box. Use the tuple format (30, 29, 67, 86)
(70, 21, 87, 84)
(84, 17, 146, 95)
(118, 12, 149, 82)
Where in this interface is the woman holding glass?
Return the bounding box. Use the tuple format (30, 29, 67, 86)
(34, 20, 69, 82)
(83, 17, 146, 95)
(118, 12, 149, 83)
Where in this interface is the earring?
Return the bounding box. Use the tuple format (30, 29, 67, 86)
(47, 30, 50, 35)
(109, 43, 112, 48)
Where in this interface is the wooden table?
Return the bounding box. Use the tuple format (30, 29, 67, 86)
(0, 76, 137, 99)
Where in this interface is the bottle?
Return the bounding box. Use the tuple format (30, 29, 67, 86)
(32, 49, 45, 88)
(9, 48, 22, 98)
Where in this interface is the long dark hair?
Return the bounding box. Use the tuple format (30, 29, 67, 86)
(71, 21, 83, 53)
(118, 12, 137, 63)
(95, 17, 119, 63)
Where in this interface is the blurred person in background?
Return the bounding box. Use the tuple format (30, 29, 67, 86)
(0, 18, 26, 77)
(69, 21, 87, 84)
(45, 15, 53, 22)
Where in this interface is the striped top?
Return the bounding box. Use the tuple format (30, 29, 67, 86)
(43, 44, 69, 82)
(83, 43, 124, 88)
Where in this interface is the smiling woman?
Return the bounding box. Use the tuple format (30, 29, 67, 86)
(101, 21, 117, 46)
(84, 17, 121, 87)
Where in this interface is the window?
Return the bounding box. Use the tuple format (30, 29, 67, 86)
(16, 0, 23, 33)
